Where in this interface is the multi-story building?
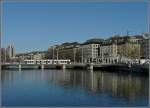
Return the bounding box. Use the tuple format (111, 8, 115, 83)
(116, 36, 141, 60)
(97, 40, 118, 64)
(97, 36, 141, 64)
(139, 34, 149, 59)
(1, 48, 6, 63)
(6, 44, 15, 58)
(80, 44, 100, 63)
(58, 43, 81, 63)
(46, 42, 80, 63)
(46, 39, 103, 64)
(80, 38, 103, 63)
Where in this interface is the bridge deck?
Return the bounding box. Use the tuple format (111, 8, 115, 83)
(1, 63, 148, 73)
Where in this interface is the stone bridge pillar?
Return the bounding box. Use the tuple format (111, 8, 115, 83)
(90, 70, 94, 90)
(41, 64, 44, 69)
(87, 63, 93, 70)
(62, 64, 66, 69)
(19, 64, 22, 71)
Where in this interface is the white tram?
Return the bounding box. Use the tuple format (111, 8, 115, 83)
(24, 59, 71, 64)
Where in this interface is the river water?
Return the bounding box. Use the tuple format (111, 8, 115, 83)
(1, 69, 149, 106)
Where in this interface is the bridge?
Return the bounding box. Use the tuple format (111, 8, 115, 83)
(1, 62, 127, 69)
(1, 62, 149, 73)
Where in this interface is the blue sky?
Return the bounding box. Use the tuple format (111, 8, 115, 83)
(2, 2, 148, 53)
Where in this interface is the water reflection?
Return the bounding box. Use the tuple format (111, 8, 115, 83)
(2, 69, 148, 106)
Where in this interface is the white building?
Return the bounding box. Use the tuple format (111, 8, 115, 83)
(80, 43, 100, 63)
(96, 40, 119, 64)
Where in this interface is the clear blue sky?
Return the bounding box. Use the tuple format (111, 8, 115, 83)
(2, 2, 148, 53)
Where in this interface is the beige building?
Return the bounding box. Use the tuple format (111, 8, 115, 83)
(112, 36, 140, 59)
(97, 36, 141, 64)
(117, 42, 140, 59)
(57, 44, 81, 63)
(139, 34, 149, 59)
(46, 42, 81, 63)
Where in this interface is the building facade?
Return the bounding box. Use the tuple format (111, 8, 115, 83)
(1, 48, 6, 63)
(140, 34, 149, 59)
(6, 44, 15, 58)
(97, 41, 118, 64)
(112, 36, 140, 59)
(97, 36, 141, 64)
(79, 38, 104, 63)
(58, 45, 80, 63)
(80, 43, 100, 63)
(46, 42, 81, 63)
